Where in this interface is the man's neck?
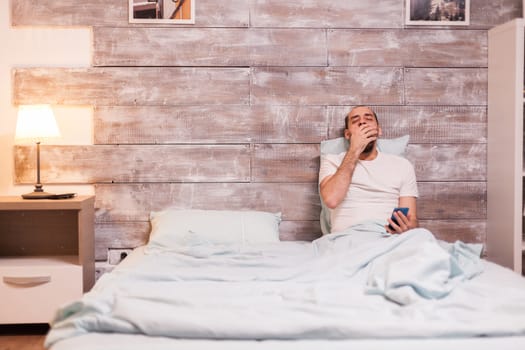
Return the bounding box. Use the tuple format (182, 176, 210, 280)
(359, 148, 378, 161)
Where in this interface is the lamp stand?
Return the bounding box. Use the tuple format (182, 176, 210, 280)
(22, 141, 54, 199)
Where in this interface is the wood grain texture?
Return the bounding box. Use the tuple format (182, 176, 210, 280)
(11, 0, 127, 26)
(95, 223, 149, 260)
(93, 28, 327, 67)
(95, 105, 486, 145)
(14, 145, 251, 183)
(94, 105, 328, 144)
(327, 106, 486, 143)
(406, 144, 486, 181)
(404, 68, 488, 106)
(419, 220, 486, 244)
(469, 0, 522, 28)
(251, 67, 404, 105)
(94, 183, 321, 226)
(194, 0, 250, 27)
(252, 143, 485, 182)
(278, 221, 322, 241)
(11, 0, 520, 29)
(249, 0, 402, 28)
(328, 29, 487, 68)
(327, 105, 487, 143)
(11, 0, 250, 27)
(13, 68, 250, 106)
(14, 143, 485, 184)
(11, 70, 487, 109)
(93, 182, 485, 222)
(418, 182, 486, 219)
(252, 144, 321, 182)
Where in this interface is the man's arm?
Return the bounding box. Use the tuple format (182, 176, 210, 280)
(320, 151, 359, 209)
(385, 196, 418, 234)
(320, 124, 378, 209)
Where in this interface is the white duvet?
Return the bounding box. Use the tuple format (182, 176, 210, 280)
(45, 224, 525, 348)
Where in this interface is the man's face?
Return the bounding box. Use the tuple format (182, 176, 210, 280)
(344, 106, 380, 153)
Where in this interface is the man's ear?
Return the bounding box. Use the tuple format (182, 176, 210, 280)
(378, 126, 383, 137)
(344, 129, 350, 140)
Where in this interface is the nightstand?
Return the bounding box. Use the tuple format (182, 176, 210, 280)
(0, 195, 95, 324)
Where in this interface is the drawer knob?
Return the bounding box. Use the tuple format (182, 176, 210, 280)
(3, 276, 51, 286)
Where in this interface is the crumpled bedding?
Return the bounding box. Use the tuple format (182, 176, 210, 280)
(45, 224, 525, 348)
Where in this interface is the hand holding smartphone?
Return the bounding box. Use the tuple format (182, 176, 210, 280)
(388, 207, 409, 231)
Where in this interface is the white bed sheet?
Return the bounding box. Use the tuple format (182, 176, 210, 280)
(47, 231, 525, 350)
(51, 332, 525, 350)
(51, 245, 525, 350)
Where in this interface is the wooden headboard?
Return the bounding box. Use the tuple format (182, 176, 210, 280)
(11, 0, 519, 273)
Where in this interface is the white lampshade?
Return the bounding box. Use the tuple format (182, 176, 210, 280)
(15, 104, 61, 142)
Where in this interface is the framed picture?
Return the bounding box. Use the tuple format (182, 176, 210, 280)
(405, 0, 469, 26)
(129, 0, 195, 24)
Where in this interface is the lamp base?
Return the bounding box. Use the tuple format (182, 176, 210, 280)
(21, 191, 55, 199)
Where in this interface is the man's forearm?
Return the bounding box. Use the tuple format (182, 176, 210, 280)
(320, 151, 359, 209)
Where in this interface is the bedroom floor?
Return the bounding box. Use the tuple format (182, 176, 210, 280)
(0, 324, 47, 350)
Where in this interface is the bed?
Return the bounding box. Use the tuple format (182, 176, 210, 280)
(44, 207, 525, 350)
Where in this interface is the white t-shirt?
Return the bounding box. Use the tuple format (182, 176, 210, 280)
(319, 151, 418, 232)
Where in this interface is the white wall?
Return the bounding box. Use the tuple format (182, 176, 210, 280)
(0, 1, 93, 196)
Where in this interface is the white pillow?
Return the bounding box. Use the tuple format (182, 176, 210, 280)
(319, 135, 410, 234)
(148, 209, 282, 248)
(320, 135, 410, 156)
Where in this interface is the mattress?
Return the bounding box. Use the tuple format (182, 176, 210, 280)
(50, 332, 525, 350)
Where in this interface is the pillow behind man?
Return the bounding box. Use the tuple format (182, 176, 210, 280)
(320, 135, 410, 157)
(319, 135, 410, 234)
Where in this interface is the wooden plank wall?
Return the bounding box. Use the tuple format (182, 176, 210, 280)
(11, 1, 522, 273)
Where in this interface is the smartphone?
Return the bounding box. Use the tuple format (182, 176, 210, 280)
(388, 207, 409, 230)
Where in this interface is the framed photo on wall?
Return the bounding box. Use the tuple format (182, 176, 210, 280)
(129, 0, 195, 24)
(405, 0, 470, 26)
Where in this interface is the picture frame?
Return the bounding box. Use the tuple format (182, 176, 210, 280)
(129, 0, 195, 24)
(405, 0, 469, 26)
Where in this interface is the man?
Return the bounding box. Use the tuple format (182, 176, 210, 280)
(319, 106, 418, 234)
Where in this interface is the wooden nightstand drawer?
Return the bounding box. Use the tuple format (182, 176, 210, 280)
(0, 256, 82, 324)
(0, 195, 94, 324)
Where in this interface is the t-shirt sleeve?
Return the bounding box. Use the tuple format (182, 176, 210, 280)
(399, 159, 419, 198)
(319, 153, 340, 184)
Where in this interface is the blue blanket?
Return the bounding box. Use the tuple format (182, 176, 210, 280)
(314, 223, 484, 304)
(45, 224, 525, 348)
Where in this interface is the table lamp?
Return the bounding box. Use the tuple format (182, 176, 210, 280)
(15, 105, 61, 199)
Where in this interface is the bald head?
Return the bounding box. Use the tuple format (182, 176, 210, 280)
(344, 106, 378, 129)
